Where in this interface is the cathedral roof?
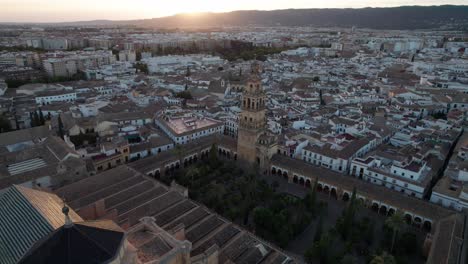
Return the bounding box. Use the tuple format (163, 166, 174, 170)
(20, 220, 124, 264)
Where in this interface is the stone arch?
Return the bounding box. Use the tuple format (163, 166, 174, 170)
(379, 205, 388, 215)
(388, 208, 396, 216)
(293, 175, 298, 184)
(194, 155, 198, 162)
(423, 220, 432, 232)
(234, 154, 237, 160)
(371, 202, 379, 212)
(155, 170, 160, 179)
(317, 183, 323, 192)
(342, 192, 350, 201)
(323, 185, 330, 194)
(175, 162, 180, 169)
(299, 177, 305, 186)
(271, 167, 277, 175)
(184, 160, 188, 167)
(330, 188, 337, 199)
(283, 171, 288, 180)
(226, 152, 231, 159)
(413, 216, 422, 227)
(305, 179, 311, 187)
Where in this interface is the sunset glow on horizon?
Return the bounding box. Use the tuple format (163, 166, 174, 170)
(1, 0, 467, 23)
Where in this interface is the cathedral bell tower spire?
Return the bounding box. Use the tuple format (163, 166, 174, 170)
(236, 62, 267, 165)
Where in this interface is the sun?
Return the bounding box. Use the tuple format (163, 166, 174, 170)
(155, 0, 232, 16)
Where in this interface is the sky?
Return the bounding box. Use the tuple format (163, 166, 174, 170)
(1, 0, 467, 23)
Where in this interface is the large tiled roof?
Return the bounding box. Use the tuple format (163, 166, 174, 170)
(0, 185, 82, 264)
(55, 166, 296, 263)
(19, 220, 124, 264)
(0, 126, 50, 147)
(303, 137, 372, 160)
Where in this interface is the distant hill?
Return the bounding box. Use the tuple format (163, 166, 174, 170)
(36, 5, 468, 30)
(131, 5, 468, 29)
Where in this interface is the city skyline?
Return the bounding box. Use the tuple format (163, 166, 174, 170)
(1, 0, 468, 23)
(0, 1, 467, 263)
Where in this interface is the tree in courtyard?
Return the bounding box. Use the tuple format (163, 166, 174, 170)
(396, 232, 418, 255)
(135, 62, 149, 74)
(337, 187, 357, 240)
(38, 109, 45, 125)
(319, 89, 326, 105)
(314, 215, 323, 243)
(385, 211, 405, 253)
(175, 91, 193, 100)
(304, 232, 336, 263)
(57, 114, 65, 139)
(253, 207, 274, 231)
(209, 144, 218, 167)
(0, 115, 11, 133)
(240, 172, 258, 226)
(29, 112, 35, 127)
(305, 177, 319, 213)
(186, 167, 200, 187)
(304, 246, 315, 264)
(33, 111, 40, 127)
(340, 255, 358, 264)
(359, 217, 375, 246)
(370, 252, 396, 264)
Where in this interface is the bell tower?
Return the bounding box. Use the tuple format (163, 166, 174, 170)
(237, 65, 267, 165)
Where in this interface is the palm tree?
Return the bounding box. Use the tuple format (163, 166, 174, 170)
(57, 114, 64, 139)
(385, 211, 405, 253)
